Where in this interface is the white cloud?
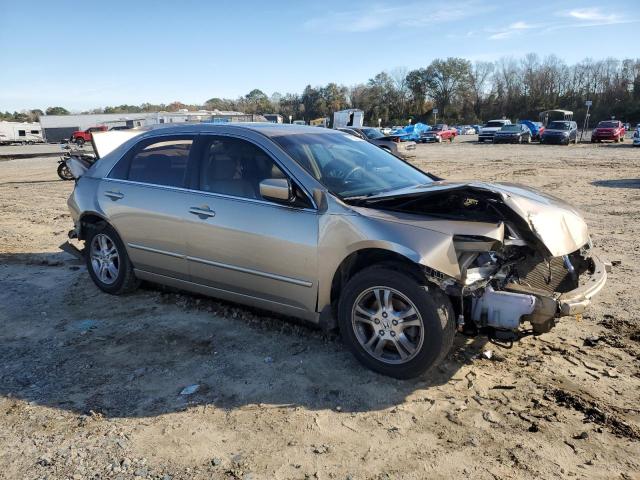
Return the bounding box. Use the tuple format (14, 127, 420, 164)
(303, 2, 479, 33)
(565, 7, 621, 25)
(488, 21, 534, 40)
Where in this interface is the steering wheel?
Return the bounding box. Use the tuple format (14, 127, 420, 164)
(343, 165, 364, 182)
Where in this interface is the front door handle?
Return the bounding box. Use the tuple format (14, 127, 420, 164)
(189, 206, 216, 219)
(104, 190, 124, 200)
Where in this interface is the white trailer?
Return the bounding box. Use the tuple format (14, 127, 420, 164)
(0, 121, 44, 144)
(333, 109, 364, 129)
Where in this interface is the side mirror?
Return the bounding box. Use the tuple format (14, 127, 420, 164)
(259, 178, 292, 203)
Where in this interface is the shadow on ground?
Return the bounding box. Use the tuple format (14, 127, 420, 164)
(0, 252, 489, 419)
(591, 179, 640, 189)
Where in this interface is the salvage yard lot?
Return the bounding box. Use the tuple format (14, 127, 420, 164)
(1, 137, 639, 479)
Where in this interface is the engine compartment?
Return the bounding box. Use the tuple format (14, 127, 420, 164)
(358, 187, 595, 336)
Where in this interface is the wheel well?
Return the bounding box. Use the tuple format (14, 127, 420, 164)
(78, 213, 107, 240)
(329, 248, 424, 320)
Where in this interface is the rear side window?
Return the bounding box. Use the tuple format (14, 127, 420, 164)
(121, 138, 193, 187)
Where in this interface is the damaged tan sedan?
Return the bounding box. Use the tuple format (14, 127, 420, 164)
(66, 123, 607, 378)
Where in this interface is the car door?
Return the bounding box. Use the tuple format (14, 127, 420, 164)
(98, 134, 197, 280)
(182, 133, 319, 316)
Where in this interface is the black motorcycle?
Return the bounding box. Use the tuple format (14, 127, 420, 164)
(57, 151, 97, 181)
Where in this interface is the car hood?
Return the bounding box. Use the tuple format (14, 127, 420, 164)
(353, 181, 589, 257)
(544, 129, 569, 134)
(480, 126, 503, 132)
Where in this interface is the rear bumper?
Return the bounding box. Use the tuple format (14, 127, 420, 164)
(557, 255, 608, 316)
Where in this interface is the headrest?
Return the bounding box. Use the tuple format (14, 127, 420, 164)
(210, 155, 236, 180)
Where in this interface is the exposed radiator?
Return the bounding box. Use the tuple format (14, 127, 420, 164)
(514, 255, 577, 293)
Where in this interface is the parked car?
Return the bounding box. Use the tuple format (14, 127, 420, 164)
(71, 126, 108, 146)
(478, 119, 512, 142)
(337, 127, 416, 158)
(419, 124, 457, 143)
(380, 127, 393, 135)
(65, 123, 607, 379)
(458, 125, 476, 135)
(624, 122, 630, 131)
(493, 124, 532, 144)
(517, 120, 545, 141)
(591, 120, 626, 143)
(540, 120, 578, 145)
(633, 128, 640, 147)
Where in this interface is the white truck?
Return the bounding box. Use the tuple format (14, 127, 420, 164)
(0, 121, 44, 145)
(333, 109, 364, 129)
(478, 119, 512, 143)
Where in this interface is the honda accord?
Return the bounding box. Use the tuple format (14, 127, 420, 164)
(66, 123, 607, 378)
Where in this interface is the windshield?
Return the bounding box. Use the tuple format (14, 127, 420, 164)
(485, 121, 506, 128)
(548, 121, 571, 130)
(501, 125, 520, 132)
(597, 121, 618, 128)
(433, 124, 445, 131)
(272, 132, 433, 198)
(361, 128, 384, 139)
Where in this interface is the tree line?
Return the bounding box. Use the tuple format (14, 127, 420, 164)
(3, 54, 639, 127)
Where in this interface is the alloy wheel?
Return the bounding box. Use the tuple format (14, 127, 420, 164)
(90, 233, 119, 285)
(351, 286, 424, 364)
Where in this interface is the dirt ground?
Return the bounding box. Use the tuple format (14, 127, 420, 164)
(1, 137, 639, 480)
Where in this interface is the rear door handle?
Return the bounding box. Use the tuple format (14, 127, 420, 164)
(104, 190, 124, 200)
(189, 206, 216, 219)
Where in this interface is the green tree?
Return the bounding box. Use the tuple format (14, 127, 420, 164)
(425, 58, 471, 118)
(45, 106, 70, 115)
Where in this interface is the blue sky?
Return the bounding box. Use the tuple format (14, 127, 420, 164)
(0, 0, 636, 111)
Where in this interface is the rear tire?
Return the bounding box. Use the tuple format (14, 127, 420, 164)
(85, 223, 139, 295)
(338, 266, 455, 379)
(57, 162, 73, 180)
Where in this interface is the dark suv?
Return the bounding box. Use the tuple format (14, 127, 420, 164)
(540, 120, 578, 145)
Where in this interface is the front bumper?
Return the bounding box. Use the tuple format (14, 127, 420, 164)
(541, 135, 569, 144)
(493, 135, 519, 143)
(421, 136, 441, 143)
(557, 254, 608, 315)
(592, 133, 618, 141)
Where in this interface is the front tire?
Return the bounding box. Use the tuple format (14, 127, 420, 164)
(76, 137, 85, 147)
(85, 223, 139, 295)
(338, 266, 455, 379)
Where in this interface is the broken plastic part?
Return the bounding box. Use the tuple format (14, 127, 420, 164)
(471, 286, 536, 331)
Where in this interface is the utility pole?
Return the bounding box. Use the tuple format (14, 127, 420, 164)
(433, 108, 438, 125)
(580, 100, 592, 142)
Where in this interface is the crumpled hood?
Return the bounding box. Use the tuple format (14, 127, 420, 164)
(362, 181, 590, 257)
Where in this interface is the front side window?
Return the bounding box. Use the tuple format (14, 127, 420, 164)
(127, 138, 192, 187)
(198, 136, 310, 207)
(272, 132, 433, 198)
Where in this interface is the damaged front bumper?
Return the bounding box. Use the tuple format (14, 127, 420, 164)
(557, 254, 608, 316)
(486, 253, 608, 334)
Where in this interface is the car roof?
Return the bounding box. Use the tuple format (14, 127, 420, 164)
(137, 122, 340, 138)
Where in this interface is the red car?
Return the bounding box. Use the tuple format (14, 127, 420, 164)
(591, 120, 626, 143)
(71, 125, 107, 146)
